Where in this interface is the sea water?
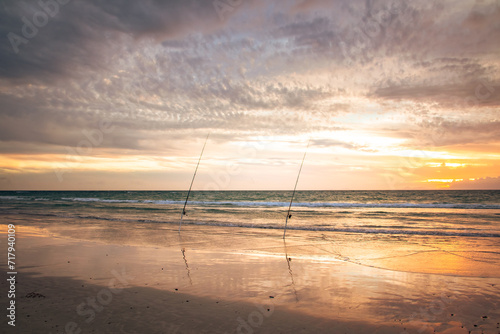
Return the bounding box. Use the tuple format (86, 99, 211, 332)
(1, 190, 499, 237)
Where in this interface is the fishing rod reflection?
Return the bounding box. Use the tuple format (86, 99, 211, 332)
(284, 239, 299, 302)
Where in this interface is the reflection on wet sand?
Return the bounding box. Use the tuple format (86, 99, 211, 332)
(283, 239, 299, 302)
(178, 234, 193, 285)
(2, 219, 500, 333)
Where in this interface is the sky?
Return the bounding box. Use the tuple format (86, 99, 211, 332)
(0, 0, 499, 190)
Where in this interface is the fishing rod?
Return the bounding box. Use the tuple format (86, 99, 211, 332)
(283, 139, 310, 239)
(179, 133, 210, 233)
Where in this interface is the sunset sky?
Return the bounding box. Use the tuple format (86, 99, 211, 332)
(0, 0, 499, 190)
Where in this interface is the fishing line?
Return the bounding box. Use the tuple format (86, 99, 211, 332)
(283, 139, 310, 239)
(179, 133, 210, 233)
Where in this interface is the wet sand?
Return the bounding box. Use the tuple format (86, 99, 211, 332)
(1, 219, 499, 333)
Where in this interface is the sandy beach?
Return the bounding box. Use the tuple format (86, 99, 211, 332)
(1, 217, 499, 334)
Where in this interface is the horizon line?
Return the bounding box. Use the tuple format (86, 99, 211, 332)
(2, 189, 499, 192)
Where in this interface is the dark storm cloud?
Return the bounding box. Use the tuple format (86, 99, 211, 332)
(0, 0, 225, 82)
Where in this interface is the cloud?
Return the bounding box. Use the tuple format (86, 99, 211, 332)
(411, 118, 500, 147)
(311, 138, 369, 151)
(372, 59, 499, 108)
(0, 73, 343, 153)
(0, 0, 226, 82)
(1, 0, 500, 190)
(449, 176, 500, 190)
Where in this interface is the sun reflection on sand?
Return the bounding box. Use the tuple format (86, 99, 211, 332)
(3, 220, 500, 333)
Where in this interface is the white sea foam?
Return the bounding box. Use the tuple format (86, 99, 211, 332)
(5, 208, 499, 238)
(0, 196, 23, 200)
(61, 197, 139, 203)
(1, 194, 499, 210)
(55, 197, 500, 210)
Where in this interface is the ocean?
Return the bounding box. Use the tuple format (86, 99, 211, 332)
(1, 190, 499, 238)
